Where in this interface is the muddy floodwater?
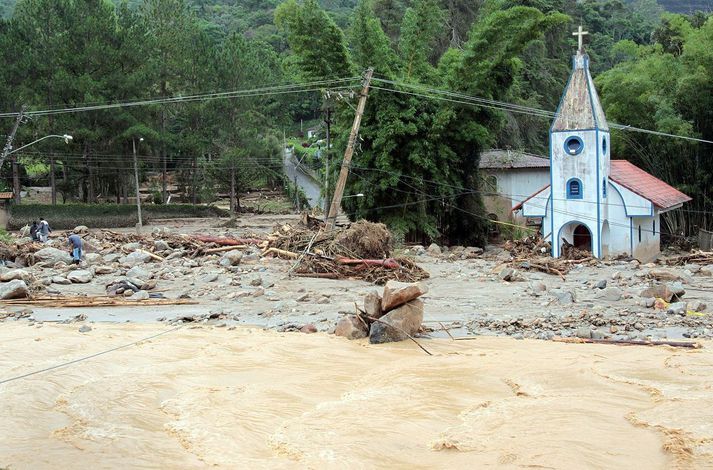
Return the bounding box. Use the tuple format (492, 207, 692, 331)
(1, 323, 712, 469)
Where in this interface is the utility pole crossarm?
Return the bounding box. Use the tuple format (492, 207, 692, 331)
(325, 68, 374, 230)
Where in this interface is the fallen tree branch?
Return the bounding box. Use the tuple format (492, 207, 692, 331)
(203, 245, 247, 254)
(138, 249, 164, 262)
(262, 247, 299, 259)
(552, 337, 702, 349)
(365, 314, 433, 356)
(192, 235, 263, 246)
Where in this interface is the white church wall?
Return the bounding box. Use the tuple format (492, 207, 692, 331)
(550, 130, 601, 256)
(632, 213, 661, 262)
(605, 180, 632, 257)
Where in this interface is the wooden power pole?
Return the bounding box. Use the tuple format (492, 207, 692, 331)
(325, 68, 373, 230)
(0, 106, 25, 171)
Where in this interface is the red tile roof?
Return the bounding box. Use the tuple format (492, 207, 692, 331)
(511, 160, 691, 212)
(610, 160, 691, 210)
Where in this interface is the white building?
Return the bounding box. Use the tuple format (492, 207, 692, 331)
(479, 150, 550, 226)
(513, 40, 691, 262)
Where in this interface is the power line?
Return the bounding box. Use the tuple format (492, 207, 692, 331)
(370, 79, 713, 145)
(0, 78, 361, 118)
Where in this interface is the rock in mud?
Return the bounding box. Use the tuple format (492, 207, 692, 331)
(300, 324, 317, 334)
(154, 240, 171, 251)
(369, 299, 424, 344)
(640, 285, 675, 303)
(51, 276, 71, 285)
(78, 325, 92, 333)
(334, 315, 368, 340)
(666, 302, 687, 316)
(550, 289, 576, 304)
(363, 290, 383, 319)
(84, 253, 101, 265)
(669, 282, 686, 298)
(250, 276, 263, 287)
(73, 225, 89, 234)
(129, 290, 150, 301)
(124, 251, 152, 265)
(576, 326, 592, 339)
(219, 250, 243, 267)
(0, 280, 29, 299)
(595, 279, 607, 289)
(34, 247, 73, 265)
(499, 267, 515, 281)
(67, 270, 93, 284)
(426, 243, 442, 256)
(0, 269, 32, 282)
(94, 265, 115, 275)
(596, 287, 622, 301)
(127, 266, 152, 279)
(381, 280, 428, 312)
(688, 300, 707, 312)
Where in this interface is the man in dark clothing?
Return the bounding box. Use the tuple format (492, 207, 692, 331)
(29, 221, 39, 241)
(68, 233, 83, 264)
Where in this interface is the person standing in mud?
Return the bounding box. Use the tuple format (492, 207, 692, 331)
(38, 217, 51, 242)
(29, 221, 39, 241)
(68, 233, 83, 264)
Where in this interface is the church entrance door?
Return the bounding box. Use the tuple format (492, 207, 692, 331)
(573, 224, 592, 251)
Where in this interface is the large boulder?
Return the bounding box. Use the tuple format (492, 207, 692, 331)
(123, 251, 152, 266)
(126, 266, 152, 280)
(369, 299, 424, 344)
(84, 253, 102, 265)
(0, 269, 32, 282)
(0, 279, 29, 299)
(334, 315, 368, 340)
(73, 225, 89, 234)
(34, 247, 73, 265)
(640, 284, 675, 303)
(363, 290, 383, 319)
(381, 280, 428, 312)
(67, 270, 93, 284)
(219, 250, 243, 267)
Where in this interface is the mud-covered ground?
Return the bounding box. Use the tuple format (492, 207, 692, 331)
(2, 214, 712, 342)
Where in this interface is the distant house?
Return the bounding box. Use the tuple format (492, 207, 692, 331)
(479, 149, 550, 226)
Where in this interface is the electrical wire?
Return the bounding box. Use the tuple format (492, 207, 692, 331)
(0, 325, 183, 385)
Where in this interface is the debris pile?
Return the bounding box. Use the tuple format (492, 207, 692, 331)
(503, 236, 551, 258)
(266, 220, 428, 284)
(335, 280, 428, 344)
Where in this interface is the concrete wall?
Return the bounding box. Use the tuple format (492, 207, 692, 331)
(632, 213, 661, 262)
(482, 168, 549, 223)
(605, 180, 631, 257)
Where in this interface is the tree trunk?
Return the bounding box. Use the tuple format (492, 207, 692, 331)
(85, 143, 95, 203)
(50, 154, 56, 205)
(12, 155, 20, 204)
(192, 154, 197, 205)
(230, 163, 236, 213)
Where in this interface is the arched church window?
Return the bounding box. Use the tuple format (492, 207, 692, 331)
(602, 178, 607, 198)
(602, 137, 607, 154)
(567, 178, 583, 199)
(564, 136, 584, 155)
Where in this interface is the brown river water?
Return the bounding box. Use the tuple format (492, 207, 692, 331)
(1, 323, 712, 469)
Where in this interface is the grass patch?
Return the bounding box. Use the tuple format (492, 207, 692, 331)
(8, 203, 229, 230)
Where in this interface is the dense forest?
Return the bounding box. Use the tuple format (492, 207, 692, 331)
(0, 0, 711, 244)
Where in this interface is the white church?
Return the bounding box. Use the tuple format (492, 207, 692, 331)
(513, 28, 691, 262)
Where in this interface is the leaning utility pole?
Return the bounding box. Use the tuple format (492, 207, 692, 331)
(0, 106, 25, 171)
(325, 68, 373, 230)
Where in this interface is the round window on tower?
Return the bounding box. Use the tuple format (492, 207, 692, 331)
(564, 136, 584, 155)
(602, 136, 607, 154)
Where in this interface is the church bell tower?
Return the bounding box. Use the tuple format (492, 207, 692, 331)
(549, 26, 611, 258)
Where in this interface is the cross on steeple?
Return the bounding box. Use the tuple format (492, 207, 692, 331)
(573, 25, 589, 52)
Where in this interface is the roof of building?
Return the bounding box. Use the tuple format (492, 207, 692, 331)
(479, 150, 550, 169)
(512, 160, 691, 212)
(610, 160, 691, 210)
(551, 53, 609, 132)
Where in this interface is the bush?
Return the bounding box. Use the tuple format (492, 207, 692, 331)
(7, 203, 229, 230)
